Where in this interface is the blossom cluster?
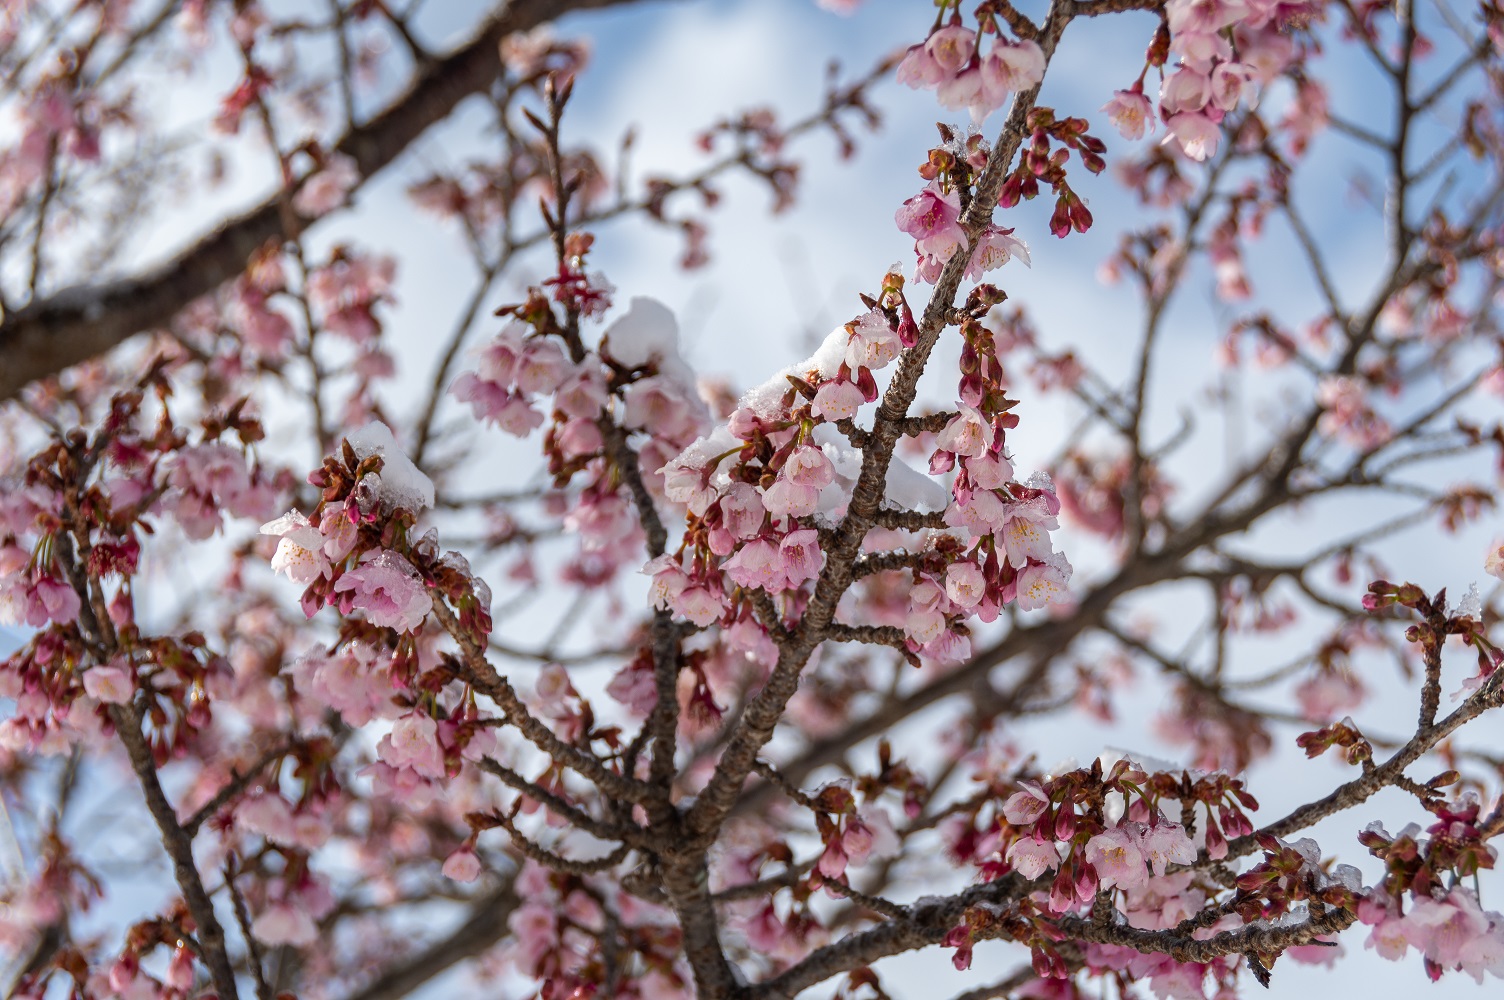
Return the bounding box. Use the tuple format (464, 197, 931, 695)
(651, 279, 1069, 664)
(1360, 803, 1504, 982)
(1102, 0, 1323, 160)
(991, 760, 1216, 912)
(896, 17, 1045, 122)
(260, 421, 438, 632)
(452, 288, 711, 585)
(0, 397, 279, 756)
(896, 178, 1031, 284)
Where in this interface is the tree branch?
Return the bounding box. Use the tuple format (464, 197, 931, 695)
(0, 0, 670, 402)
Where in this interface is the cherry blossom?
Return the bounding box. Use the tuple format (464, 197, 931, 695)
(331, 550, 433, 631)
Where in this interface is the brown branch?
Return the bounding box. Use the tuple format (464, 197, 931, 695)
(495, 809, 632, 876)
(338, 883, 519, 1000)
(948, 967, 1037, 1000)
(1223, 670, 1504, 862)
(226, 859, 274, 1000)
(433, 600, 652, 806)
(182, 743, 293, 837)
(870, 508, 947, 531)
(745, 874, 1031, 999)
(475, 757, 644, 847)
(0, 0, 672, 402)
(685, 0, 1083, 852)
(110, 702, 240, 1000)
(1057, 903, 1354, 964)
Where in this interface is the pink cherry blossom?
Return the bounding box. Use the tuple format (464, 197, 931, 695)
(896, 183, 967, 261)
(812, 379, 866, 421)
(1103, 88, 1155, 139)
(845, 310, 902, 371)
(622, 375, 705, 444)
(936, 404, 993, 458)
(1005, 836, 1060, 880)
(673, 585, 724, 627)
(982, 39, 1045, 94)
(924, 24, 975, 75)
(331, 550, 433, 631)
(778, 529, 823, 587)
(452, 376, 545, 435)
(782, 445, 835, 488)
(1486, 542, 1504, 580)
(997, 510, 1057, 569)
(817, 838, 848, 879)
(261, 510, 333, 585)
(1210, 61, 1256, 111)
(1138, 822, 1197, 876)
(761, 479, 821, 519)
(843, 807, 897, 868)
(896, 43, 945, 89)
(720, 483, 764, 539)
(965, 225, 1031, 278)
(1160, 67, 1212, 115)
(965, 453, 1014, 490)
(554, 367, 609, 419)
(443, 847, 483, 882)
(1003, 782, 1051, 825)
(1084, 825, 1149, 890)
(1163, 111, 1222, 161)
(82, 663, 132, 704)
(382, 712, 447, 778)
(1013, 554, 1072, 611)
(293, 152, 359, 217)
(945, 561, 985, 609)
(722, 538, 782, 591)
(252, 902, 318, 947)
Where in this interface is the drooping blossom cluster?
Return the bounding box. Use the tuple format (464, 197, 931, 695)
(1101, 0, 1325, 160)
(896, 16, 1045, 122)
(451, 256, 712, 585)
(989, 759, 1234, 911)
(1359, 801, 1504, 982)
(0, 393, 278, 757)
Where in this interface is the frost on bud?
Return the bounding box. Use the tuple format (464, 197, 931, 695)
(346, 421, 435, 514)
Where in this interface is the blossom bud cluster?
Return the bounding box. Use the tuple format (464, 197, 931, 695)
(992, 761, 1201, 915)
(0, 399, 276, 755)
(808, 781, 900, 882)
(261, 421, 452, 636)
(916, 311, 1071, 656)
(654, 299, 923, 635)
(1359, 804, 1504, 982)
(651, 285, 1071, 666)
(451, 289, 711, 582)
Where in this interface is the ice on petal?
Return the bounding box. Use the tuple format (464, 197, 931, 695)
(663, 426, 740, 483)
(347, 421, 435, 513)
(1458, 582, 1483, 619)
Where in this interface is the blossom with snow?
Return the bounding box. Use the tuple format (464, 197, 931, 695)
(261, 510, 333, 585)
(331, 550, 432, 631)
